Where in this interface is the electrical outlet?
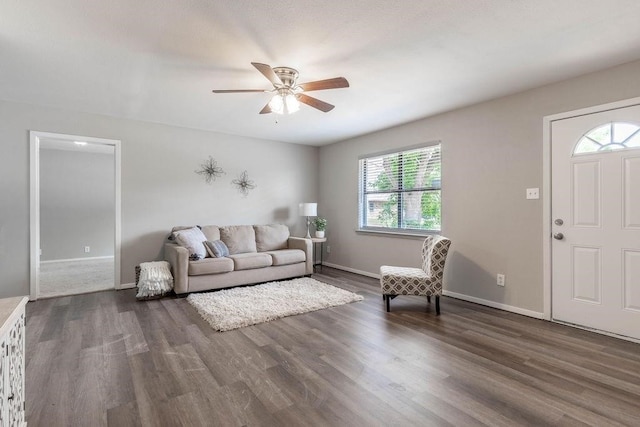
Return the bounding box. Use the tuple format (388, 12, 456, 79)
(497, 274, 505, 287)
(526, 188, 539, 199)
(84, 246, 90, 253)
(326, 245, 331, 254)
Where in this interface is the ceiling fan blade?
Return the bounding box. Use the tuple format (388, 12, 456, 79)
(297, 93, 335, 112)
(298, 77, 349, 92)
(259, 103, 272, 114)
(212, 89, 267, 93)
(251, 62, 283, 86)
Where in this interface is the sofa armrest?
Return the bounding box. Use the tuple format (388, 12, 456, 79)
(164, 243, 189, 294)
(288, 237, 313, 275)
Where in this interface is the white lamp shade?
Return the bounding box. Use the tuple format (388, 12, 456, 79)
(299, 202, 317, 217)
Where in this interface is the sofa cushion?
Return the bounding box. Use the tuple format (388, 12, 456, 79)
(200, 225, 221, 241)
(189, 257, 234, 276)
(267, 249, 305, 266)
(229, 253, 272, 271)
(172, 227, 207, 260)
(254, 224, 289, 252)
(204, 240, 230, 258)
(220, 225, 257, 254)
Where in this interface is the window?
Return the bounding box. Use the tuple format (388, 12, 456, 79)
(574, 122, 640, 155)
(359, 142, 441, 234)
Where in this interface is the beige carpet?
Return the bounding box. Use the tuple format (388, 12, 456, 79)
(187, 277, 364, 331)
(39, 258, 114, 298)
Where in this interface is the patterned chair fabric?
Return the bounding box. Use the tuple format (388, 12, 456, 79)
(380, 235, 451, 314)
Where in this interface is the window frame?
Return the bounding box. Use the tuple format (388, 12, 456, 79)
(573, 121, 640, 156)
(357, 141, 442, 236)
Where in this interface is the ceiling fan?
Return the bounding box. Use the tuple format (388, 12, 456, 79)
(212, 62, 349, 115)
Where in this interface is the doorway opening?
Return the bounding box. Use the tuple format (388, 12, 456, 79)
(30, 132, 121, 300)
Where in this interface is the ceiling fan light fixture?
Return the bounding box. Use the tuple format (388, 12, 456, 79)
(268, 92, 284, 114)
(269, 89, 300, 115)
(213, 62, 348, 114)
(285, 93, 300, 114)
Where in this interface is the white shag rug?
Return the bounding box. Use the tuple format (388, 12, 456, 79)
(186, 277, 364, 331)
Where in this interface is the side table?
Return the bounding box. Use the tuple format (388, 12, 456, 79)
(309, 237, 327, 272)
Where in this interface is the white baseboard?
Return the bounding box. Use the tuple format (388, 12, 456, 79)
(117, 282, 136, 290)
(41, 255, 114, 264)
(443, 290, 546, 319)
(322, 262, 380, 279)
(323, 262, 545, 320)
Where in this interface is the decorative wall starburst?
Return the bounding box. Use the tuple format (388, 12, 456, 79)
(232, 170, 256, 197)
(195, 156, 225, 184)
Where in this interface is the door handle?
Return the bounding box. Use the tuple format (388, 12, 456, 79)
(553, 233, 564, 240)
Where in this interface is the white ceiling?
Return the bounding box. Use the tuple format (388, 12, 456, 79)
(3, 1, 640, 146)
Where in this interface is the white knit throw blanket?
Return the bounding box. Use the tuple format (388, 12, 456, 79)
(136, 261, 173, 298)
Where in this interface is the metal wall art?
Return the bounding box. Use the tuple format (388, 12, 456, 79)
(195, 156, 225, 183)
(232, 170, 256, 196)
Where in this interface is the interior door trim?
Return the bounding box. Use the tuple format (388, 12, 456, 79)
(29, 131, 122, 300)
(542, 96, 640, 321)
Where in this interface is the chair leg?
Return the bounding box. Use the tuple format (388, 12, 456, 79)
(386, 295, 390, 312)
(435, 295, 440, 315)
(427, 295, 431, 303)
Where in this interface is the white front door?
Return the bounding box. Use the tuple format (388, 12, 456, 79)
(551, 104, 640, 341)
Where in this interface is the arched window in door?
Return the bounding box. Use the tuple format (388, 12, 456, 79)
(574, 122, 640, 155)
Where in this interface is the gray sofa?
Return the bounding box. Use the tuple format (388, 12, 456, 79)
(164, 224, 312, 294)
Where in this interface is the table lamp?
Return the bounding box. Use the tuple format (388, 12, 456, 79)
(299, 202, 317, 239)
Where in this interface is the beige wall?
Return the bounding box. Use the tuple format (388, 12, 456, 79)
(0, 100, 318, 298)
(319, 59, 640, 314)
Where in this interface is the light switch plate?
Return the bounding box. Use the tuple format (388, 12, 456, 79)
(526, 188, 539, 199)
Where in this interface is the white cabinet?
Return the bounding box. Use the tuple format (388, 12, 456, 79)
(0, 297, 27, 427)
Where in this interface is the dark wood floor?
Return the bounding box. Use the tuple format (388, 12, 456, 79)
(26, 268, 640, 426)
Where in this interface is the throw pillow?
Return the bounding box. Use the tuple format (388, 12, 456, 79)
(172, 227, 208, 260)
(168, 225, 201, 241)
(204, 240, 230, 258)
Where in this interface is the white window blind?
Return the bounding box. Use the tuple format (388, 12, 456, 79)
(359, 143, 441, 233)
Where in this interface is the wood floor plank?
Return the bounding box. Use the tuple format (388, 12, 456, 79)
(226, 380, 282, 426)
(413, 379, 518, 427)
(25, 267, 640, 426)
(37, 303, 70, 342)
(106, 401, 142, 427)
(72, 345, 108, 426)
(126, 350, 173, 425)
(24, 340, 59, 424)
(102, 334, 137, 410)
(117, 310, 149, 356)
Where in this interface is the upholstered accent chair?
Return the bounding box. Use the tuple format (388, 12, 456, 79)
(380, 235, 451, 314)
